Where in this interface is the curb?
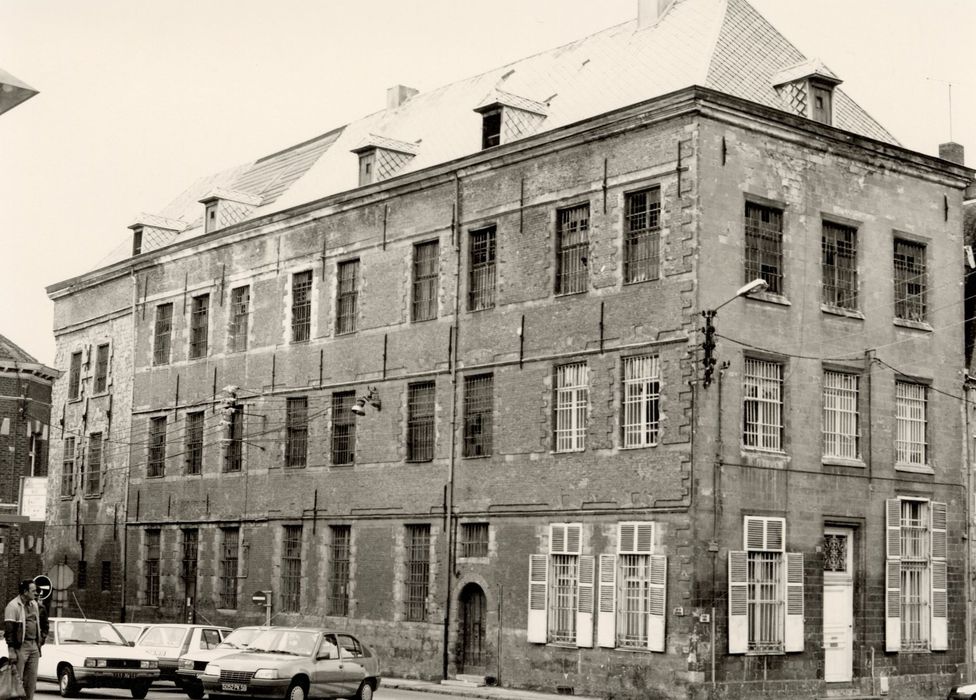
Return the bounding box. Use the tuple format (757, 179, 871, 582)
(383, 677, 603, 700)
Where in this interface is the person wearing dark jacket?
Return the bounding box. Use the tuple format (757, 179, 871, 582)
(4, 580, 47, 700)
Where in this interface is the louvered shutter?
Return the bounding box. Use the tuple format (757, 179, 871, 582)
(930, 501, 947, 651)
(550, 523, 582, 554)
(728, 551, 748, 654)
(885, 498, 901, 652)
(784, 552, 804, 652)
(648, 554, 667, 652)
(576, 555, 594, 648)
(744, 516, 784, 551)
(597, 554, 616, 648)
(527, 554, 548, 643)
(619, 522, 654, 554)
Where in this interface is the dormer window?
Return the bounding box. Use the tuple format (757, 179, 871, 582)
(205, 201, 219, 234)
(351, 135, 419, 187)
(198, 188, 262, 234)
(473, 89, 548, 151)
(128, 214, 188, 257)
(772, 59, 842, 127)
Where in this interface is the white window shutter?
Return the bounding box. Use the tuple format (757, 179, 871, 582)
(784, 552, 804, 652)
(550, 523, 582, 554)
(930, 501, 948, 651)
(647, 554, 667, 652)
(527, 554, 548, 643)
(618, 522, 654, 554)
(744, 516, 784, 551)
(597, 554, 616, 648)
(619, 523, 636, 553)
(885, 499, 901, 652)
(566, 524, 582, 554)
(576, 555, 594, 648)
(728, 551, 748, 654)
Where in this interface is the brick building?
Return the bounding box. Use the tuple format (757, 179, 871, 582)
(44, 1, 974, 698)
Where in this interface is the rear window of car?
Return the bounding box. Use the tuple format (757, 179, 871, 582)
(200, 629, 222, 650)
(337, 634, 363, 658)
(139, 626, 187, 647)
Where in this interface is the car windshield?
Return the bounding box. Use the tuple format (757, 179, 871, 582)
(218, 628, 260, 650)
(246, 629, 317, 656)
(57, 621, 128, 646)
(139, 626, 187, 648)
(115, 625, 144, 644)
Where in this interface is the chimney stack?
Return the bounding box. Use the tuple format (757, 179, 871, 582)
(638, 0, 675, 29)
(939, 142, 965, 166)
(386, 85, 418, 110)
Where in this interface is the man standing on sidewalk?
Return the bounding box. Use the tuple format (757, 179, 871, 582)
(4, 579, 47, 700)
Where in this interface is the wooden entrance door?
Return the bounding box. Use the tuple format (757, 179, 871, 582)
(823, 526, 854, 682)
(459, 583, 486, 674)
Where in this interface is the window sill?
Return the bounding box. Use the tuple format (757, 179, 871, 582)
(90, 390, 111, 399)
(894, 318, 933, 333)
(555, 290, 588, 299)
(83, 493, 101, 500)
(467, 304, 496, 314)
(462, 454, 492, 460)
(822, 456, 865, 468)
(67, 397, 83, 404)
(623, 276, 660, 287)
(621, 443, 659, 450)
(330, 462, 355, 468)
(747, 291, 791, 307)
(459, 556, 490, 564)
(741, 447, 787, 457)
(551, 449, 586, 455)
(895, 462, 934, 475)
(746, 649, 785, 656)
(821, 304, 864, 320)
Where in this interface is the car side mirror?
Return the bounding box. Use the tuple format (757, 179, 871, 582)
(128, 641, 135, 647)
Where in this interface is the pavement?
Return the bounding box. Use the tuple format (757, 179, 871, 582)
(383, 677, 602, 700)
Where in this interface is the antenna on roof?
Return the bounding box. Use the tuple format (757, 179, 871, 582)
(925, 77, 953, 141)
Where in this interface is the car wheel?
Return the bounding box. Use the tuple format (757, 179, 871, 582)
(184, 681, 205, 699)
(286, 679, 308, 700)
(356, 681, 374, 700)
(130, 681, 151, 699)
(58, 665, 80, 698)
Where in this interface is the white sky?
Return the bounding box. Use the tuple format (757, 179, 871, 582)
(1, 0, 973, 367)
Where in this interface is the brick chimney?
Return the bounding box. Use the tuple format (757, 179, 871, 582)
(386, 85, 418, 110)
(940, 142, 965, 165)
(638, 0, 675, 29)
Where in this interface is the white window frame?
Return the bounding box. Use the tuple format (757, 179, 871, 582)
(822, 370, 859, 460)
(622, 355, 660, 448)
(743, 359, 783, 452)
(895, 381, 928, 468)
(527, 523, 593, 648)
(554, 363, 588, 452)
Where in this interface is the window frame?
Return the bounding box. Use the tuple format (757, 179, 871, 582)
(144, 529, 161, 607)
(223, 410, 243, 473)
(743, 358, 784, 453)
(327, 525, 351, 616)
(336, 259, 360, 335)
(68, 351, 82, 400)
(291, 270, 313, 343)
(460, 522, 489, 559)
(621, 355, 660, 449)
(623, 187, 661, 285)
(330, 391, 356, 466)
(404, 524, 431, 622)
(744, 201, 784, 296)
(406, 381, 436, 462)
(188, 293, 210, 359)
(822, 370, 860, 461)
(61, 437, 76, 498)
(412, 240, 440, 322)
(468, 226, 497, 311)
(821, 221, 858, 310)
(84, 432, 102, 497)
(463, 374, 493, 458)
(555, 204, 590, 296)
(893, 238, 927, 323)
(553, 362, 588, 453)
(285, 397, 309, 468)
(895, 380, 929, 468)
(181, 528, 199, 584)
(93, 343, 110, 394)
(228, 285, 251, 353)
(185, 411, 204, 475)
(218, 527, 239, 609)
(147, 416, 167, 478)
(153, 303, 174, 366)
(280, 525, 303, 612)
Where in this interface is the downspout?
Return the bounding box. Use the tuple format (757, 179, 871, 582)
(964, 376, 974, 679)
(443, 171, 462, 680)
(120, 270, 138, 621)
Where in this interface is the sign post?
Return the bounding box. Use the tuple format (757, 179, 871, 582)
(50, 563, 74, 618)
(251, 590, 271, 627)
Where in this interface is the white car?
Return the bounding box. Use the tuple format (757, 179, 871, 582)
(133, 623, 230, 684)
(176, 626, 265, 699)
(114, 622, 153, 646)
(37, 617, 159, 698)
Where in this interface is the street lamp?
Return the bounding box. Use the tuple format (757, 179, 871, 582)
(701, 278, 768, 387)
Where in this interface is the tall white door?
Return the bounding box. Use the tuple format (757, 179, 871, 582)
(823, 527, 854, 682)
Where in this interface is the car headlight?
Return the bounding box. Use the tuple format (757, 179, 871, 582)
(204, 663, 221, 676)
(84, 658, 108, 668)
(253, 669, 279, 680)
(141, 660, 158, 669)
(178, 658, 193, 670)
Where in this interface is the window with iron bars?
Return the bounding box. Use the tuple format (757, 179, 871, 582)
(291, 271, 313, 342)
(747, 551, 783, 652)
(554, 363, 588, 452)
(894, 239, 926, 322)
(548, 554, 578, 644)
(145, 529, 160, 606)
(219, 527, 239, 609)
(896, 381, 927, 466)
(85, 433, 102, 496)
(624, 188, 660, 284)
(148, 417, 167, 478)
(153, 303, 173, 365)
(412, 240, 439, 322)
(336, 260, 359, 335)
(900, 499, 930, 650)
(404, 524, 431, 621)
(93, 343, 110, 394)
(743, 359, 783, 452)
(463, 374, 493, 457)
(181, 528, 199, 583)
(331, 392, 356, 466)
(61, 438, 75, 497)
(281, 525, 303, 612)
(228, 285, 250, 352)
(744, 202, 783, 295)
(328, 525, 351, 616)
(189, 293, 210, 359)
(622, 355, 660, 448)
(285, 397, 308, 468)
(617, 553, 652, 648)
(460, 522, 489, 558)
(555, 204, 589, 295)
(822, 222, 857, 309)
(68, 351, 82, 400)
(468, 226, 496, 311)
(224, 410, 243, 473)
(101, 561, 112, 592)
(823, 371, 859, 459)
(407, 382, 435, 462)
(185, 411, 204, 475)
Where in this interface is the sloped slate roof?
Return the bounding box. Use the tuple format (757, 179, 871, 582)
(0, 334, 39, 364)
(104, 0, 898, 268)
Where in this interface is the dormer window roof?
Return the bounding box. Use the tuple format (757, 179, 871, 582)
(351, 134, 419, 186)
(198, 188, 262, 234)
(474, 89, 548, 150)
(772, 59, 842, 127)
(128, 214, 189, 256)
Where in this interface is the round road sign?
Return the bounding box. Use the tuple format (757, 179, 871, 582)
(33, 575, 53, 600)
(51, 563, 74, 590)
(251, 590, 269, 606)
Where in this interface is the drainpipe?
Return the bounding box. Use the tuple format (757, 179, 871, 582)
(964, 376, 974, 679)
(120, 270, 139, 621)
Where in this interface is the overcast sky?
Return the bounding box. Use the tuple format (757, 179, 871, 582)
(1, 0, 973, 367)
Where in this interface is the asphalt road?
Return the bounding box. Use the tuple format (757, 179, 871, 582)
(34, 679, 463, 700)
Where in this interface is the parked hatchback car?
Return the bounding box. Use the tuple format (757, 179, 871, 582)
(114, 623, 153, 646)
(200, 627, 380, 700)
(133, 623, 230, 684)
(176, 626, 265, 699)
(36, 617, 160, 698)
(948, 681, 976, 699)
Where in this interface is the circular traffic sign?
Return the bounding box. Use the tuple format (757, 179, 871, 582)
(50, 563, 74, 590)
(33, 575, 53, 600)
(251, 590, 269, 606)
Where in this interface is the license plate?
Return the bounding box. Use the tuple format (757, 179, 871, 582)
(111, 672, 135, 679)
(222, 682, 248, 692)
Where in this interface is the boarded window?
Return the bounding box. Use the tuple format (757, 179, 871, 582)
(624, 188, 660, 284)
(468, 226, 496, 311)
(556, 204, 589, 295)
(412, 240, 439, 321)
(744, 203, 783, 295)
